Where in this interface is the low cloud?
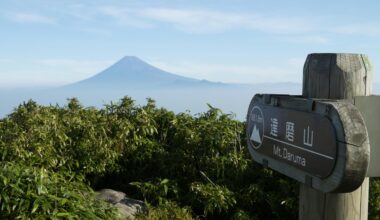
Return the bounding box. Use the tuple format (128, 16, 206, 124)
(0, 58, 113, 87)
(332, 23, 380, 37)
(98, 6, 313, 34)
(98, 6, 153, 28)
(137, 8, 245, 33)
(6, 12, 56, 24)
(281, 35, 329, 44)
(149, 59, 302, 84)
(80, 27, 112, 36)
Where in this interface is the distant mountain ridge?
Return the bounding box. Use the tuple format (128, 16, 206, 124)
(0, 56, 311, 119)
(2, 55, 380, 119)
(70, 56, 226, 89)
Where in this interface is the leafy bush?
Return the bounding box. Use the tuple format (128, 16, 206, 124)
(107, 101, 298, 219)
(370, 178, 380, 218)
(0, 98, 301, 219)
(136, 202, 194, 220)
(190, 182, 236, 216)
(130, 178, 179, 206)
(0, 99, 120, 175)
(0, 161, 118, 219)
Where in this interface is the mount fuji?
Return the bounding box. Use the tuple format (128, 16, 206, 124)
(0, 56, 303, 119)
(67, 56, 225, 89)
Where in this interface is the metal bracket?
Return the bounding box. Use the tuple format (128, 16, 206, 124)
(305, 175, 313, 188)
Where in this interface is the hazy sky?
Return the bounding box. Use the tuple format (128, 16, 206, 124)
(1, 0, 379, 87)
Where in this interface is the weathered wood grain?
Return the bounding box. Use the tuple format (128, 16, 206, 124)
(303, 53, 372, 99)
(299, 53, 372, 220)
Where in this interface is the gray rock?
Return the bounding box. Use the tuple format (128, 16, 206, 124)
(120, 197, 147, 213)
(96, 189, 147, 219)
(96, 189, 126, 204)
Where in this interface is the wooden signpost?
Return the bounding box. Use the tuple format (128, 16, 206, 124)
(247, 53, 373, 219)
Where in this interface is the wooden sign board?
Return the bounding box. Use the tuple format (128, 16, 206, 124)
(249, 103, 337, 178)
(247, 94, 369, 193)
(354, 96, 380, 177)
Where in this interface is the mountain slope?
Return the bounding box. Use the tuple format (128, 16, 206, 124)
(70, 56, 207, 88)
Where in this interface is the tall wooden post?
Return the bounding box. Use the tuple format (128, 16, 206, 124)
(299, 53, 372, 219)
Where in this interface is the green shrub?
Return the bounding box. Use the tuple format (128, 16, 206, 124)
(0, 161, 118, 219)
(0, 99, 121, 175)
(190, 182, 236, 216)
(131, 178, 179, 205)
(370, 178, 380, 218)
(136, 201, 194, 220)
(0, 98, 300, 219)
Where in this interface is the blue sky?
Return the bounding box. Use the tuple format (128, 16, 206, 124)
(1, 0, 379, 87)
